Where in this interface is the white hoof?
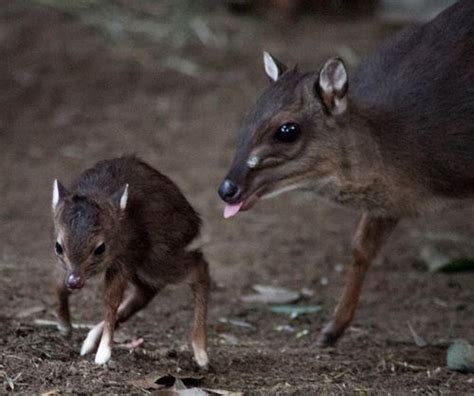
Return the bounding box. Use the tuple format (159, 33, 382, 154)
(80, 322, 104, 356)
(192, 343, 209, 368)
(94, 344, 112, 365)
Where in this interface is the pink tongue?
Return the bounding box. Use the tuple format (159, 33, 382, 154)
(224, 202, 243, 219)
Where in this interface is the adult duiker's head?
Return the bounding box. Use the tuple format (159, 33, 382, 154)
(218, 52, 349, 217)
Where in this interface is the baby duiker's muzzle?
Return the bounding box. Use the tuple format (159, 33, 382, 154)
(66, 273, 84, 289)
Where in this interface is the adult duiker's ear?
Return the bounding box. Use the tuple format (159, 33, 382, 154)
(111, 184, 129, 211)
(317, 58, 348, 115)
(52, 179, 69, 211)
(263, 51, 287, 82)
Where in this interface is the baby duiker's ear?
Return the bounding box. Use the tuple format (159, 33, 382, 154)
(316, 58, 348, 116)
(263, 51, 288, 82)
(52, 179, 69, 211)
(111, 184, 129, 211)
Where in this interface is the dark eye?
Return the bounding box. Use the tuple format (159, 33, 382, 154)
(274, 122, 301, 143)
(94, 243, 106, 256)
(55, 242, 63, 255)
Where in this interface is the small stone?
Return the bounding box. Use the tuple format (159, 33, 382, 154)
(447, 339, 474, 373)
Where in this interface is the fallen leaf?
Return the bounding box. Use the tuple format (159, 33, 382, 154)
(241, 285, 300, 304)
(421, 245, 474, 272)
(218, 333, 239, 346)
(202, 390, 243, 396)
(295, 329, 309, 338)
(300, 287, 314, 297)
(274, 324, 295, 333)
(40, 390, 60, 396)
(2, 372, 14, 391)
(270, 305, 322, 319)
(407, 321, 428, 347)
(129, 373, 241, 395)
(438, 258, 474, 273)
(447, 339, 474, 373)
(218, 318, 255, 329)
(129, 373, 203, 391)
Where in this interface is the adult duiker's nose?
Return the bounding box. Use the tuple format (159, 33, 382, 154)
(218, 179, 241, 203)
(66, 273, 84, 289)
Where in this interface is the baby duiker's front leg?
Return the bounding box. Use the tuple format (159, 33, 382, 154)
(55, 270, 72, 336)
(95, 271, 126, 364)
(80, 281, 156, 358)
(80, 320, 104, 357)
(80, 270, 126, 364)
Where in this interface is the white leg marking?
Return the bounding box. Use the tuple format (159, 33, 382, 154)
(80, 321, 104, 356)
(95, 327, 112, 365)
(192, 341, 209, 368)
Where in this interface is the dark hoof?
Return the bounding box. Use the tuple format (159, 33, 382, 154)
(316, 331, 339, 348)
(316, 322, 343, 348)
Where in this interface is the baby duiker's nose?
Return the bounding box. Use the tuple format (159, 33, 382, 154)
(66, 273, 84, 289)
(218, 179, 241, 203)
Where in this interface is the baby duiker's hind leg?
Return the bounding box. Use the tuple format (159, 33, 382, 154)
(116, 281, 157, 324)
(187, 251, 210, 368)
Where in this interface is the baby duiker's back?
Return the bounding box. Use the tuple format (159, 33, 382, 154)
(72, 156, 201, 249)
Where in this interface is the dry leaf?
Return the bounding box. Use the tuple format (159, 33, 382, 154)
(129, 373, 242, 395)
(241, 284, 300, 304)
(129, 373, 202, 391)
(407, 321, 428, 347)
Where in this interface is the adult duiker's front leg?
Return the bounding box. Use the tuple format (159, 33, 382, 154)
(317, 213, 398, 347)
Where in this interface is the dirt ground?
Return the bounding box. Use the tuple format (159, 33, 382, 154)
(1, 1, 473, 394)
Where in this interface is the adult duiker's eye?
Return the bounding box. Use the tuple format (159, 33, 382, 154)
(55, 241, 63, 255)
(274, 122, 301, 143)
(94, 243, 106, 256)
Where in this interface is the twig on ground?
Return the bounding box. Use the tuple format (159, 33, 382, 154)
(33, 319, 94, 330)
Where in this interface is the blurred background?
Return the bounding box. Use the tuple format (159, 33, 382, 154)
(1, 0, 472, 394)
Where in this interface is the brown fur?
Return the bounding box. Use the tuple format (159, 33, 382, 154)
(52, 156, 210, 366)
(219, 0, 474, 346)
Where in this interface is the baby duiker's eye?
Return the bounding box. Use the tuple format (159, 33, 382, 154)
(274, 122, 301, 143)
(94, 243, 106, 256)
(55, 242, 63, 255)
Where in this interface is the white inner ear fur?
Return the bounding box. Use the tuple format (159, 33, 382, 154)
(333, 97, 347, 115)
(332, 62, 347, 91)
(52, 179, 60, 210)
(120, 184, 129, 210)
(320, 60, 347, 94)
(263, 51, 280, 82)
